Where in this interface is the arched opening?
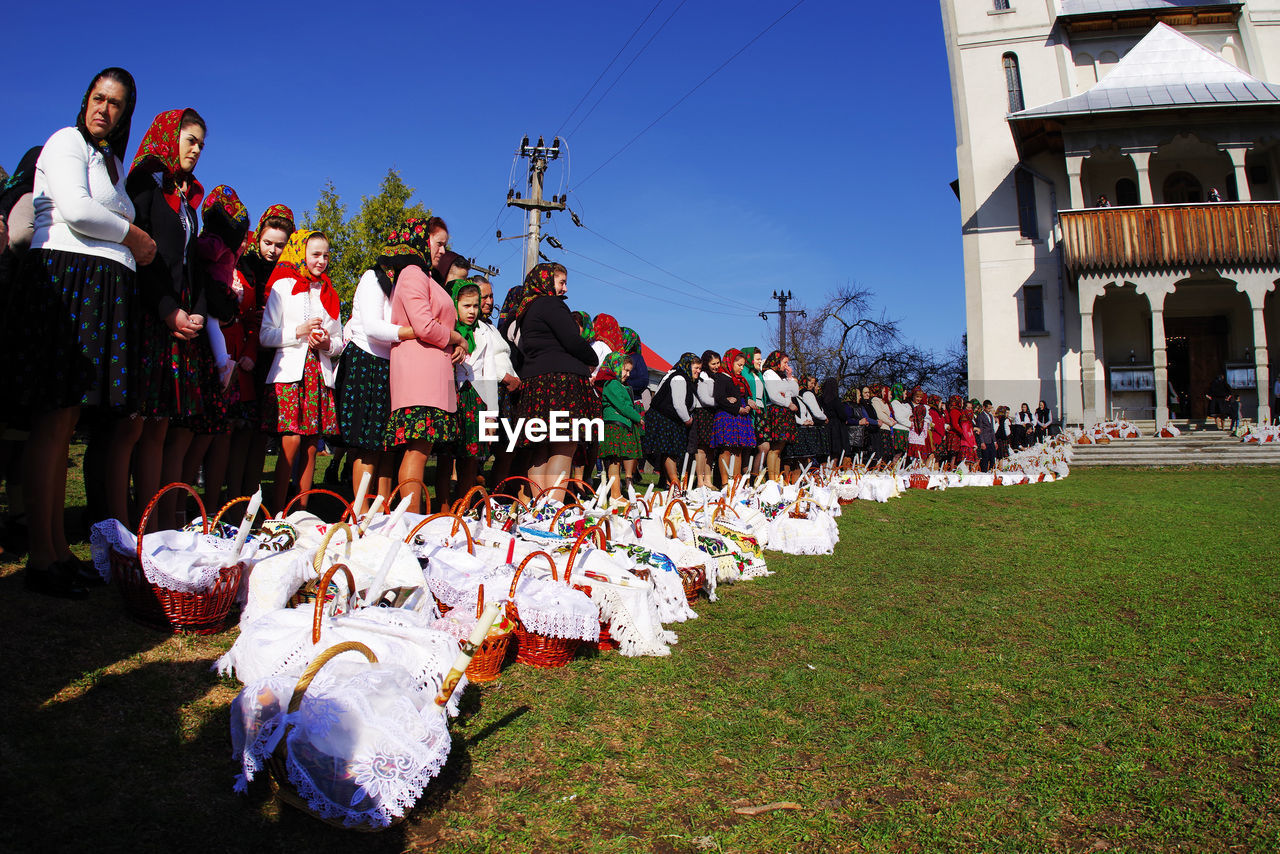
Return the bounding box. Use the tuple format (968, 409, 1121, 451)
(1074, 51, 1096, 89)
(1096, 284, 1154, 419)
(1164, 275, 1253, 419)
(1163, 171, 1204, 204)
(1082, 146, 1137, 207)
(1003, 53, 1025, 113)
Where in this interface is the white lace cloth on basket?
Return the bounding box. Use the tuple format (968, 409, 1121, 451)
(231, 657, 451, 829)
(216, 606, 467, 711)
(90, 520, 238, 594)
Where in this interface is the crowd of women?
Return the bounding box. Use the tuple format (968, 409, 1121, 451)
(0, 66, 1055, 600)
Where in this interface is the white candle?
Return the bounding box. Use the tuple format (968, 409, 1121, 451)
(433, 600, 504, 712)
(386, 493, 413, 532)
(363, 536, 401, 606)
(231, 487, 262, 559)
(352, 470, 372, 518)
(358, 494, 384, 534)
(679, 454, 689, 486)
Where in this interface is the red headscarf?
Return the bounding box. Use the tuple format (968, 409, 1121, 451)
(130, 108, 205, 214)
(722, 348, 751, 398)
(593, 313, 625, 352)
(266, 229, 340, 319)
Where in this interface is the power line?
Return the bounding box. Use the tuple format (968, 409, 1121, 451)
(554, 0, 667, 140)
(564, 0, 691, 141)
(574, 0, 809, 189)
(558, 247, 759, 318)
(580, 223, 759, 312)
(569, 268, 761, 318)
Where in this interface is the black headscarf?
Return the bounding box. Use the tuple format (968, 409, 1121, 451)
(373, 218, 434, 298)
(74, 67, 136, 182)
(0, 147, 41, 219)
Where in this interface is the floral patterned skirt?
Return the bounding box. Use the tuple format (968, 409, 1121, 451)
(600, 420, 643, 460)
(439, 382, 488, 460)
(130, 299, 218, 421)
(7, 249, 133, 413)
(711, 411, 756, 449)
(175, 340, 231, 434)
(264, 351, 338, 436)
(891, 429, 909, 455)
(757, 404, 796, 445)
(642, 410, 689, 461)
(336, 344, 391, 450)
(693, 408, 716, 450)
(385, 404, 458, 447)
(514, 372, 601, 448)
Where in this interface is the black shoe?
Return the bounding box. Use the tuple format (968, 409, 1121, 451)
(62, 554, 106, 586)
(24, 562, 89, 600)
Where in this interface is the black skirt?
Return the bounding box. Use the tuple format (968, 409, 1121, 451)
(643, 409, 690, 460)
(6, 248, 133, 413)
(336, 344, 392, 450)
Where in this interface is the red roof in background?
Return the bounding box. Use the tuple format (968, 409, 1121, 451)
(641, 342, 671, 373)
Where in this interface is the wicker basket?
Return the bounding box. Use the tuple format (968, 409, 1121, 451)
(508, 551, 582, 668)
(280, 488, 357, 522)
(110, 482, 243, 634)
(463, 583, 513, 683)
(565, 526, 621, 654)
(406, 512, 476, 616)
(908, 473, 930, 490)
(287, 521, 358, 609)
(264, 640, 400, 831)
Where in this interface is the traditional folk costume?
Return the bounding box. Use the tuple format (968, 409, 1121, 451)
(739, 346, 767, 441)
(907, 402, 932, 460)
(510, 264, 600, 446)
(385, 232, 459, 447)
(929, 396, 947, 459)
(260, 230, 345, 437)
(337, 221, 431, 450)
(186, 185, 251, 434)
(126, 108, 223, 423)
(644, 353, 698, 461)
(710, 348, 756, 450)
(784, 370, 813, 462)
(598, 352, 644, 460)
(958, 409, 979, 466)
(693, 368, 717, 452)
(9, 72, 138, 414)
(233, 204, 294, 423)
(758, 351, 796, 446)
(945, 395, 965, 462)
(801, 383, 829, 459)
(448, 279, 488, 459)
(889, 383, 912, 457)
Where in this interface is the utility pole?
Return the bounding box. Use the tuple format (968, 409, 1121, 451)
(759, 290, 806, 351)
(467, 259, 501, 280)
(506, 136, 566, 280)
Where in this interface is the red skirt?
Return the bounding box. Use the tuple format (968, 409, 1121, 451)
(264, 351, 337, 436)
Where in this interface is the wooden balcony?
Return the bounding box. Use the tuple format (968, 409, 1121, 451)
(1059, 202, 1280, 273)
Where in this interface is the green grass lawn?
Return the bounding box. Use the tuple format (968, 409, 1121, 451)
(1, 466, 1277, 852)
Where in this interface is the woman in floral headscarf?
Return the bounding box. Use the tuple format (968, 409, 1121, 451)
(122, 107, 216, 529)
(620, 326, 649, 401)
(335, 219, 431, 514)
(261, 229, 346, 511)
(643, 352, 701, 489)
(180, 185, 251, 509)
(509, 262, 600, 492)
(758, 351, 797, 481)
(711, 348, 756, 482)
(597, 350, 644, 502)
(385, 216, 457, 513)
(945, 394, 964, 466)
(739, 346, 768, 475)
(889, 383, 912, 459)
(226, 203, 294, 498)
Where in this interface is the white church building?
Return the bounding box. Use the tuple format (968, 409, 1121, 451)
(940, 0, 1280, 425)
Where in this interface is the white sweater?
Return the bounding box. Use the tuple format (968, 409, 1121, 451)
(763, 369, 793, 408)
(261, 277, 345, 386)
(695, 374, 716, 409)
(31, 127, 135, 270)
(456, 321, 516, 413)
(344, 270, 400, 360)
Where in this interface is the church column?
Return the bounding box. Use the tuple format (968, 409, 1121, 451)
(1152, 301, 1169, 426)
(1221, 145, 1252, 202)
(1128, 150, 1154, 205)
(1236, 274, 1275, 423)
(1081, 309, 1097, 425)
(1065, 155, 1085, 209)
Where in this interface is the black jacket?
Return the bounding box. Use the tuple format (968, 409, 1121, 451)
(127, 171, 203, 320)
(513, 295, 598, 379)
(712, 372, 746, 415)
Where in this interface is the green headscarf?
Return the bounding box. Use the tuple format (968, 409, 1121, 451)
(572, 310, 594, 340)
(891, 383, 905, 402)
(621, 327, 640, 354)
(450, 278, 479, 352)
(740, 346, 763, 399)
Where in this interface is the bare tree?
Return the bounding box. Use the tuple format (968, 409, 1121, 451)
(774, 283, 954, 397)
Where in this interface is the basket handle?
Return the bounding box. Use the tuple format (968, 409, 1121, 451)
(510, 550, 557, 595)
(662, 517, 679, 540)
(286, 640, 377, 715)
(281, 488, 356, 522)
(392, 478, 432, 515)
(549, 501, 583, 532)
(405, 512, 475, 554)
(476, 583, 485, 620)
(452, 485, 492, 527)
(493, 475, 543, 501)
(137, 482, 207, 561)
(663, 498, 692, 523)
(565, 524, 607, 586)
(311, 520, 355, 576)
(634, 498, 651, 516)
(311, 562, 358, 644)
(211, 495, 274, 529)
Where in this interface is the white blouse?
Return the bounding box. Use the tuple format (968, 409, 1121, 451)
(345, 269, 401, 360)
(31, 127, 135, 269)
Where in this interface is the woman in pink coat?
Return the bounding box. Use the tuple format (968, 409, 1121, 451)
(385, 217, 465, 512)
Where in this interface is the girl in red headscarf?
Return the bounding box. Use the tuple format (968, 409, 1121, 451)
(958, 400, 979, 467)
(906, 388, 931, 460)
(928, 394, 946, 461)
(121, 107, 218, 529)
(945, 394, 964, 466)
(711, 348, 756, 483)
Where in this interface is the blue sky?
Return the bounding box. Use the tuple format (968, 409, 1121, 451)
(3, 1, 962, 364)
